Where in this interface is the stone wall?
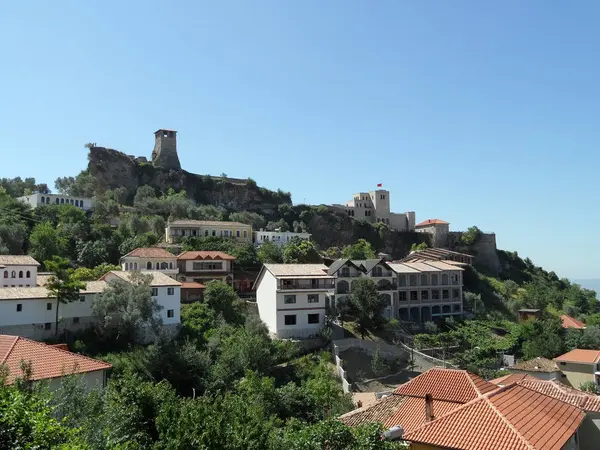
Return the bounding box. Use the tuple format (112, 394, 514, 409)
(446, 231, 499, 275)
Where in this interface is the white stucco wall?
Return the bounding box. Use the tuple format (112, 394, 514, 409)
(275, 291, 327, 339)
(1, 265, 37, 287)
(255, 231, 311, 247)
(17, 193, 92, 210)
(45, 370, 107, 393)
(256, 271, 278, 334)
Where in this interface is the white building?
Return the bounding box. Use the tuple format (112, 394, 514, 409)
(1, 255, 40, 288)
(254, 230, 311, 247)
(331, 188, 415, 232)
(176, 251, 235, 285)
(17, 193, 93, 211)
(254, 264, 335, 339)
(120, 247, 179, 278)
(0, 334, 111, 391)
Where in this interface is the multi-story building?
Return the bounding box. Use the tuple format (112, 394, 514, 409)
(120, 247, 179, 278)
(254, 264, 335, 339)
(331, 188, 415, 232)
(554, 349, 600, 390)
(388, 260, 463, 322)
(177, 251, 235, 285)
(165, 220, 252, 244)
(414, 218, 450, 247)
(254, 230, 311, 247)
(1, 255, 40, 288)
(17, 193, 93, 211)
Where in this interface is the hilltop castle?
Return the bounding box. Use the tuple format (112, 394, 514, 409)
(151, 129, 181, 170)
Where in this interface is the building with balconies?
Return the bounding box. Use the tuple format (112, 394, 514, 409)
(176, 251, 235, 286)
(120, 248, 179, 279)
(165, 220, 252, 244)
(388, 260, 463, 323)
(254, 264, 334, 339)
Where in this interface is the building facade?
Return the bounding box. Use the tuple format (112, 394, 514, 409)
(554, 349, 600, 390)
(177, 251, 235, 285)
(415, 219, 450, 248)
(1, 255, 40, 288)
(254, 230, 311, 247)
(17, 193, 93, 211)
(120, 247, 178, 278)
(254, 264, 335, 339)
(331, 188, 415, 232)
(165, 220, 252, 244)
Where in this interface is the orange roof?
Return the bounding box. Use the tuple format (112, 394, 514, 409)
(177, 251, 236, 261)
(404, 383, 585, 450)
(490, 373, 530, 386)
(415, 219, 449, 227)
(0, 335, 112, 383)
(383, 396, 459, 432)
(339, 395, 405, 427)
(560, 314, 586, 329)
(393, 368, 497, 403)
(122, 247, 176, 259)
(554, 349, 600, 364)
(180, 282, 205, 289)
(515, 378, 600, 413)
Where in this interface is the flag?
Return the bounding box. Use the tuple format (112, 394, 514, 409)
(377, 183, 382, 187)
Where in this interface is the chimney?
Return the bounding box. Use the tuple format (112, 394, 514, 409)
(425, 393, 434, 422)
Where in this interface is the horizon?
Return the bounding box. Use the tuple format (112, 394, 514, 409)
(3, 1, 600, 278)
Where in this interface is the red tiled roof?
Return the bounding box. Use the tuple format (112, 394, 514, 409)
(560, 315, 586, 329)
(404, 383, 585, 450)
(0, 335, 112, 383)
(415, 219, 449, 227)
(510, 357, 560, 373)
(180, 282, 206, 289)
(339, 395, 405, 427)
(516, 378, 600, 413)
(383, 396, 459, 432)
(393, 368, 497, 403)
(122, 247, 176, 259)
(554, 349, 600, 364)
(177, 251, 236, 261)
(490, 373, 530, 386)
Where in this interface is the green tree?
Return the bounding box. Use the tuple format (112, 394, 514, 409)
(342, 239, 376, 260)
(180, 302, 218, 344)
(72, 263, 121, 281)
(521, 316, 565, 360)
(76, 239, 109, 267)
(579, 381, 597, 394)
(461, 226, 482, 245)
(580, 326, 600, 349)
(283, 239, 321, 264)
(323, 246, 342, 259)
(29, 221, 67, 264)
(231, 242, 260, 267)
(230, 211, 267, 231)
(203, 280, 246, 325)
(257, 240, 284, 263)
(348, 278, 385, 338)
(45, 256, 85, 336)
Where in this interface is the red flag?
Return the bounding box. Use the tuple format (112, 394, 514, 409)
(377, 183, 382, 187)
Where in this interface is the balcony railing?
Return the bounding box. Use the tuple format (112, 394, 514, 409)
(279, 280, 335, 290)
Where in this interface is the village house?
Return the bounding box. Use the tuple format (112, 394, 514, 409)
(1, 255, 40, 288)
(254, 264, 335, 339)
(554, 349, 600, 391)
(177, 251, 235, 286)
(254, 229, 311, 247)
(17, 192, 93, 211)
(120, 247, 179, 278)
(0, 334, 111, 392)
(500, 356, 562, 381)
(165, 220, 252, 244)
(561, 314, 587, 330)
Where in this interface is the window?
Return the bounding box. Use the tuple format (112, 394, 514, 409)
(167, 309, 174, 318)
(46, 302, 52, 310)
(421, 291, 429, 300)
(243, 230, 248, 238)
(16, 304, 22, 312)
(3, 271, 7, 278)
(431, 274, 438, 286)
(44, 322, 52, 330)
(160, 262, 168, 269)
(236, 230, 240, 237)
(212, 230, 216, 236)
(169, 262, 173, 269)
(18, 271, 23, 278)
(147, 262, 152, 270)
(151, 288, 158, 296)
(409, 274, 417, 286)
(156, 262, 160, 270)
(134, 262, 138, 269)
(420, 274, 428, 286)
(308, 294, 319, 303)
(11, 271, 16, 278)
(74, 200, 79, 207)
(284, 295, 296, 304)
(398, 275, 406, 286)
(80, 296, 85, 302)
(410, 291, 418, 301)
(432, 290, 440, 300)
(442, 274, 449, 285)
(204, 230, 209, 236)
(73, 317, 80, 324)
(167, 287, 174, 295)
(442, 290, 449, 299)
(55, 198, 59, 204)
(372, 266, 383, 277)
(399, 291, 407, 301)
(284, 315, 297, 325)
(308, 313, 320, 324)
(453, 289, 459, 299)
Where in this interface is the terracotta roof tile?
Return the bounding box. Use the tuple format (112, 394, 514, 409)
(404, 384, 585, 450)
(104, 271, 181, 287)
(0, 335, 111, 383)
(514, 378, 600, 413)
(383, 396, 460, 432)
(490, 373, 530, 386)
(168, 219, 251, 228)
(560, 315, 586, 329)
(510, 357, 560, 373)
(122, 247, 176, 259)
(339, 395, 405, 427)
(554, 349, 600, 364)
(0, 255, 40, 266)
(415, 219, 449, 227)
(180, 282, 205, 289)
(177, 251, 236, 261)
(392, 367, 497, 403)
(263, 264, 331, 277)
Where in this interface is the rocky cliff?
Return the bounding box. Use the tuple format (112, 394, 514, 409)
(87, 146, 290, 214)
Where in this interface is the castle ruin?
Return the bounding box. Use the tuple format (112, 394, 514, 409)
(151, 129, 181, 170)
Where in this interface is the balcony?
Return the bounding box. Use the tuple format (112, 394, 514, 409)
(376, 281, 397, 291)
(338, 271, 361, 278)
(279, 279, 335, 290)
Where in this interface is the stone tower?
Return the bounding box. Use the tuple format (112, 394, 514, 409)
(152, 129, 181, 170)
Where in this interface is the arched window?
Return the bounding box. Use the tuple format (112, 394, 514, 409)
(74, 200, 79, 207)
(11, 271, 16, 278)
(46, 197, 50, 204)
(40, 196, 45, 204)
(60, 198, 64, 204)
(125, 262, 129, 270)
(70, 199, 74, 205)
(3, 271, 7, 278)
(55, 198, 59, 204)
(160, 262, 168, 270)
(156, 262, 160, 270)
(169, 262, 173, 269)
(146, 262, 152, 270)
(134, 262, 138, 269)
(26, 271, 30, 278)
(18, 271, 23, 278)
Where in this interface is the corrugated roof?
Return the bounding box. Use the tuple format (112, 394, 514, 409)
(560, 315, 586, 329)
(0, 255, 40, 266)
(415, 219, 449, 227)
(263, 264, 330, 277)
(104, 271, 181, 287)
(393, 368, 497, 403)
(509, 357, 560, 373)
(168, 219, 251, 228)
(554, 349, 600, 364)
(121, 247, 176, 259)
(0, 334, 111, 383)
(404, 383, 585, 450)
(177, 251, 236, 261)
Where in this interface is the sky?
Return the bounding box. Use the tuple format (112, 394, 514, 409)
(1, 1, 600, 279)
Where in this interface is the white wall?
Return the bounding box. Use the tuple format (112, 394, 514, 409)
(256, 271, 278, 334)
(255, 231, 311, 247)
(17, 193, 92, 210)
(275, 291, 326, 339)
(1, 265, 37, 287)
(152, 286, 181, 325)
(45, 370, 107, 393)
(182, 260, 232, 273)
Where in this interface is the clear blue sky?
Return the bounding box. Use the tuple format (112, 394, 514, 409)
(1, 1, 599, 279)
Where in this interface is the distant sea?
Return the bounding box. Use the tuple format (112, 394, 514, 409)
(571, 279, 600, 295)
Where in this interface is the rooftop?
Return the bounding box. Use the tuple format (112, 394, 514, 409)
(121, 247, 176, 259)
(168, 219, 251, 228)
(415, 219, 449, 227)
(177, 251, 236, 261)
(263, 264, 331, 278)
(180, 281, 206, 289)
(403, 383, 585, 450)
(0, 280, 107, 300)
(0, 334, 112, 383)
(0, 255, 40, 266)
(102, 271, 181, 287)
(560, 314, 586, 329)
(554, 348, 600, 364)
(509, 356, 560, 373)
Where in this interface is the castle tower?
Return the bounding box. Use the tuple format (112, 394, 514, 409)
(152, 129, 181, 170)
